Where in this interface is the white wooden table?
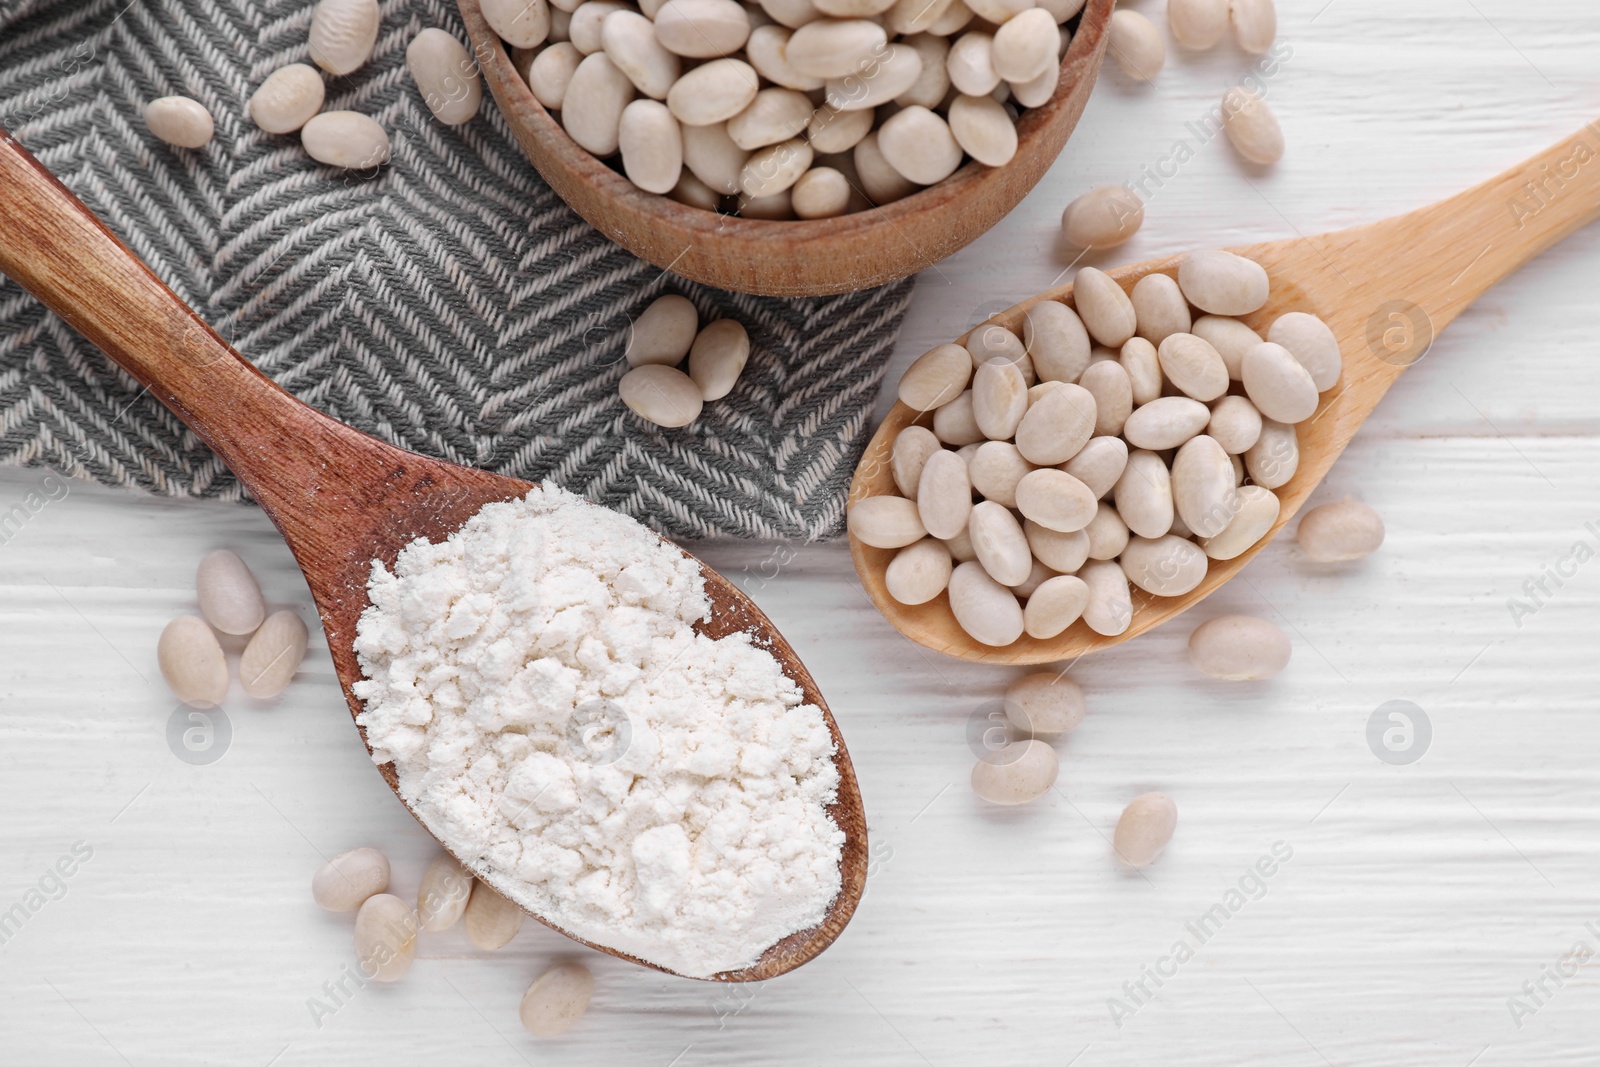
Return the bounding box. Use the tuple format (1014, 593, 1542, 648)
(4, 2, 1599, 1063)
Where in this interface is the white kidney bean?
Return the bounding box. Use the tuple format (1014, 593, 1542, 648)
(826, 42, 923, 111)
(681, 121, 748, 193)
(1267, 312, 1340, 392)
(966, 323, 1028, 370)
(1230, 0, 1276, 53)
(1012, 60, 1058, 108)
(969, 441, 1034, 508)
(1114, 792, 1177, 866)
(1178, 250, 1270, 316)
(521, 962, 594, 1036)
(1015, 469, 1096, 534)
(601, 11, 680, 97)
(948, 560, 1025, 646)
(464, 883, 524, 950)
(1072, 267, 1137, 348)
(971, 358, 1029, 441)
(627, 294, 698, 366)
(760, 0, 822, 26)
(971, 739, 1057, 804)
(571, 0, 630, 53)
(1244, 417, 1298, 489)
(1206, 395, 1263, 455)
(407, 30, 483, 126)
(886, 0, 953, 33)
(417, 854, 474, 932)
(877, 105, 962, 185)
(483, 0, 551, 46)
(1036, 0, 1085, 19)
(529, 42, 583, 108)
(1115, 337, 1159, 408)
(991, 7, 1056, 83)
(687, 318, 749, 400)
(1079, 559, 1132, 635)
(891, 425, 942, 497)
(1297, 499, 1385, 562)
(1190, 314, 1263, 379)
(968, 500, 1031, 587)
(915, 450, 972, 539)
(1107, 9, 1163, 81)
(563, 53, 635, 153)
(1128, 274, 1190, 346)
(354, 893, 417, 981)
(740, 137, 812, 196)
(899, 344, 970, 412)
(302, 111, 390, 168)
(964, 0, 1028, 22)
(786, 18, 888, 78)
(932, 390, 984, 445)
(1061, 185, 1144, 251)
(310, 0, 379, 75)
(1009, 558, 1056, 599)
(807, 105, 873, 152)
(1167, 0, 1227, 49)
(668, 57, 758, 126)
(942, 525, 978, 563)
(726, 88, 811, 149)
(1022, 576, 1088, 639)
(1189, 614, 1289, 679)
(1078, 360, 1133, 437)
(145, 96, 215, 149)
(886, 538, 955, 604)
(1170, 434, 1238, 539)
(895, 33, 951, 107)
(313, 847, 390, 912)
(618, 99, 683, 193)
(947, 93, 1017, 167)
(1024, 301, 1091, 384)
(654, 0, 752, 56)
(551, 5, 573, 36)
(239, 610, 309, 699)
(1013, 382, 1095, 465)
(1063, 436, 1128, 500)
(1122, 396, 1207, 451)
(1153, 332, 1227, 402)
(158, 615, 229, 706)
(745, 25, 823, 90)
(1082, 501, 1129, 561)
(1242, 341, 1318, 423)
(1024, 520, 1089, 573)
(854, 130, 920, 203)
(1112, 449, 1173, 539)
(620, 365, 704, 427)
(946, 32, 999, 96)
(249, 66, 325, 134)
(849, 495, 928, 548)
(1199, 483, 1279, 560)
(196, 549, 265, 635)
(1121, 534, 1208, 596)
(1222, 86, 1284, 165)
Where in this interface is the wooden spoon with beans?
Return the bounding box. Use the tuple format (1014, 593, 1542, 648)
(851, 122, 1600, 664)
(0, 129, 866, 983)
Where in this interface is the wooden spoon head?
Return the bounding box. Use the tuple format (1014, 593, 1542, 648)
(849, 238, 1412, 664)
(458, 0, 1114, 297)
(262, 438, 866, 981)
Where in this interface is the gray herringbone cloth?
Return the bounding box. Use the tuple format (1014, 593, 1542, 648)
(0, 0, 914, 541)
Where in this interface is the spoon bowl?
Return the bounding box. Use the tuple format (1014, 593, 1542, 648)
(850, 121, 1600, 663)
(0, 128, 866, 982)
(458, 0, 1114, 297)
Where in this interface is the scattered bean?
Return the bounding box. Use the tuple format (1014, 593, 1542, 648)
(313, 847, 390, 912)
(158, 615, 229, 706)
(309, 0, 380, 75)
(1229, 0, 1276, 53)
(239, 610, 308, 698)
(464, 883, 525, 950)
(1167, 0, 1227, 50)
(417, 854, 475, 932)
(249, 66, 325, 134)
(520, 962, 594, 1036)
(971, 739, 1058, 804)
(1060, 185, 1144, 250)
(1221, 86, 1284, 165)
(1297, 499, 1385, 562)
(1004, 672, 1085, 734)
(301, 111, 389, 169)
(1114, 792, 1177, 866)
(1106, 9, 1164, 81)
(145, 97, 214, 149)
(354, 893, 418, 981)
(1189, 614, 1290, 678)
(619, 365, 704, 427)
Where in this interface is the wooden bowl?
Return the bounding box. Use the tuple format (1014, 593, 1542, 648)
(457, 0, 1114, 297)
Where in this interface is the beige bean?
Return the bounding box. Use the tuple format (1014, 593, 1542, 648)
(354, 893, 418, 981)
(145, 96, 215, 149)
(932, 390, 984, 445)
(1244, 417, 1298, 489)
(1118, 337, 1161, 407)
(1157, 332, 1229, 402)
(815, 0, 895, 15)
(971, 739, 1057, 804)
(681, 121, 748, 193)
(1190, 314, 1263, 380)
(309, 0, 379, 75)
(1022, 576, 1089, 639)
(1063, 436, 1128, 499)
(1024, 301, 1091, 384)
(1167, 0, 1227, 49)
(1024, 520, 1089, 573)
(806, 105, 873, 152)
(854, 130, 920, 203)
(1083, 501, 1129, 560)
(1131, 274, 1191, 346)
(971, 358, 1029, 441)
(916, 450, 972, 539)
(1230, 0, 1276, 52)
(407, 29, 482, 126)
(1011, 59, 1059, 108)
(786, 18, 888, 78)
(948, 560, 1025, 646)
(946, 32, 999, 97)
(1189, 615, 1289, 679)
(654, 0, 751, 56)
(1013, 382, 1095, 466)
(1072, 268, 1137, 348)
(313, 847, 390, 912)
(1015, 469, 1096, 533)
(969, 500, 1032, 587)
(895, 33, 951, 107)
(945, 92, 1016, 167)
(1207, 395, 1263, 454)
(249, 65, 325, 134)
(627, 294, 699, 366)
(1267, 312, 1341, 392)
(886, 538, 955, 605)
(687, 319, 749, 400)
(1199, 483, 1279, 560)
(826, 42, 923, 112)
(848, 495, 928, 548)
(1123, 396, 1209, 451)
(158, 615, 228, 706)
(788, 167, 848, 218)
(1078, 360, 1132, 437)
(1171, 435, 1238, 539)
(417, 854, 474, 932)
(668, 58, 758, 126)
(196, 549, 265, 635)
(1113, 449, 1174, 539)
(877, 105, 962, 185)
(1121, 534, 1208, 596)
(964, 0, 1029, 22)
(745, 25, 824, 90)
(551, 4, 573, 35)
(619, 365, 704, 427)
(521, 962, 594, 1036)
(1297, 499, 1385, 562)
(759, 0, 822, 26)
(966, 324, 1029, 373)
(991, 7, 1056, 83)
(1179, 250, 1269, 316)
(1114, 793, 1177, 866)
(728, 88, 812, 149)
(464, 883, 524, 950)
(618, 99, 683, 193)
(1242, 341, 1318, 423)
(1036, 0, 1085, 19)
(563, 53, 635, 153)
(887, 0, 957, 33)
(1222, 86, 1284, 165)
(892, 425, 942, 497)
(969, 441, 1034, 508)
(942, 525, 979, 562)
(483, 0, 551, 46)
(899, 344, 971, 412)
(1107, 9, 1163, 81)
(239, 610, 308, 699)
(740, 137, 812, 197)
(602, 11, 680, 97)
(529, 42, 583, 108)
(1061, 186, 1144, 251)
(1079, 559, 1132, 635)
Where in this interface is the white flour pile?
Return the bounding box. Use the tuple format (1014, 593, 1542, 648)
(351, 487, 844, 977)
